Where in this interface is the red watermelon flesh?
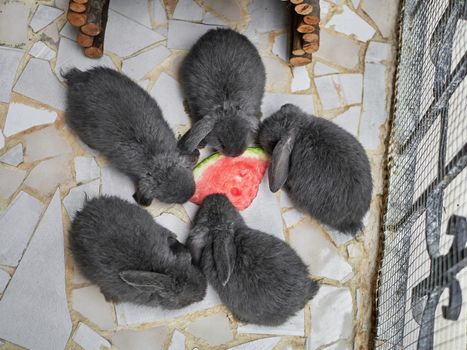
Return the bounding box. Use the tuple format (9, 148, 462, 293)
(191, 147, 270, 210)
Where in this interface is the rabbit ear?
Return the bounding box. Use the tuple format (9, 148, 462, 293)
(187, 226, 209, 265)
(178, 116, 216, 152)
(269, 133, 295, 193)
(213, 229, 236, 286)
(119, 270, 173, 296)
(179, 149, 200, 168)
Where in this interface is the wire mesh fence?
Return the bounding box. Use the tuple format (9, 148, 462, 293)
(375, 0, 467, 349)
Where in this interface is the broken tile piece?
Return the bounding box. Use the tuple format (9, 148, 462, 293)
(30, 5, 63, 33)
(106, 9, 164, 57)
(229, 337, 281, 350)
(332, 106, 361, 137)
(156, 212, 190, 243)
(362, 0, 398, 38)
(173, 0, 204, 22)
(73, 322, 111, 350)
(3, 103, 57, 137)
(109, 0, 151, 28)
(64, 180, 100, 220)
(314, 62, 339, 76)
(0, 270, 10, 294)
(262, 93, 315, 119)
(73, 286, 114, 330)
(29, 41, 55, 60)
(122, 45, 171, 81)
(326, 5, 375, 42)
(291, 66, 311, 92)
(55, 0, 69, 10)
(152, 0, 167, 24)
(315, 75, 341, 110)
(112, 327, 168, 350)
(41, 22, 60, 45)
(0, 47, 24, 103)
(0, 144, 23, 167)
(0, 191, 72, 350)
(0, 192, 43, 267)
(150, 73, 190, 130)
(0, 133, 4, 150)
(168, 331, 186, 350)
(263, 57, 290, 91)
(187, 313, 233, 346)
(315, 29, 361, 69)
(202, 12, 228, 26)
(75, 156, 100, 184)
(59, 22, 78, 41)
(290, 221, 353, 282)
(14, 58, 66, 111)
(326, 227, 355, 246)
(204, 0, 242, 22)
(0, 166, 27, 201)
(0, 2, 29, 46)
(279, 190, 294, 208)
(308, 286, 353, 349)
(272, 33, 287, 61)
(101, 165, 135, 203)
(24, 155, 73, 196)
(183, 201, 199, 222)
(167, 20, 218, 50)
(24, 126, 72, 162)
(246, 0, 287, 33)
(238, 308, 305, 336)
(365, 41, 392, 63)
(334, 73, 363, 105)
(282, 209, 304, 228)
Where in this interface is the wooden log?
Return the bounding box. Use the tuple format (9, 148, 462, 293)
(69, 2, 86, 13)
(84, 0, 109, 58)
(74, 0, 89, 3)
(303, 32, 319, 43)
(295, 3, 313, 15)
(303, 42, 319, 53)
(297, 19, 315, 33)
(67, 11, 87, 27)
(77, 32, 94, 47)
(303, 0, 320, 25)
(290, 0, 304, 4)
(290, 55, 312, 66)
(81, 0, 106, 36)
(289, 5, 311, 65)
(303, 15, 319, 25)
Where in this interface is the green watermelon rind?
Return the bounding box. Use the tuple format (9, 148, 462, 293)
(193, 147, 269, 180)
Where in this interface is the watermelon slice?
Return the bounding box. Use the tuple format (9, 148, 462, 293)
(191, 147, 270, 210)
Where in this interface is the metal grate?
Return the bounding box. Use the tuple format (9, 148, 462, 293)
(375, 0, 467, 349)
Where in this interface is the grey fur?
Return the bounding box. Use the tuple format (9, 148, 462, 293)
(69, 196, 207, 308)
(64, 67, 198, 206)
(259, 104, 372, 235)
(187, 194, 319, 326)
(179, 28, 266, 157)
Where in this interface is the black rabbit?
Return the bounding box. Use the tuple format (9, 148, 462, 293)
(69, 196, 207, 308)
(64, 67, 198, 206)
(187, 194, 319, 326)
(259, 104, 372, 235)
(179, 28, 266, 157)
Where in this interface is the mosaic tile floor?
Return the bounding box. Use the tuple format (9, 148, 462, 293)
(0, 0, 399, 349)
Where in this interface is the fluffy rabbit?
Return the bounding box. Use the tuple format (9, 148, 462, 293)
(259, 104, 372, 235)
(64, 67, 198, 206)
(69, 196, 207, 308)
(187, 194, 319, 326)
(178, 28, 266, 157)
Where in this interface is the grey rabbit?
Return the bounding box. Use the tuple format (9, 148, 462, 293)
(187, 194, 319, 326)
(64, 67, 198, 206)
(69, 196, 207, 308)
(178, 28, 266, 157)
(259, 104, 372, 235)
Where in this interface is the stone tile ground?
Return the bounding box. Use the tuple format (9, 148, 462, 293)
(0, 0, 399, 349)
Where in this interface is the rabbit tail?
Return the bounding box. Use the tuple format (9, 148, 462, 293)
(306, 279, 320, 302)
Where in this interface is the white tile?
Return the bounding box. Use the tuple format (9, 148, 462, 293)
(326, 226, 355, 246)
(112, 327, 169, 350)
(156, 212, 191, 243)
(291, 66, 311, 92)
(365, 41, 392, 63)
(14, 58, 66, 111)
(347, 243, 362, 259)
(41, 22, 60, 45)
(186, 313, 233, 346)
(116, 284, 221, 325)
(55, 0, 69, 11)
(315, 29, 361, 69)
(24, 126, 72, 162)
(73, 285, 115, 330)
(315, 75, 340, 110)
(101, 165, 135, 203)
(29, 41, 55, 60)
(152, 0, 167, 25)
(246, 0, 288, 33)
(122, 45, 171, 81)
(73, 322, 111, 350)
(351, 0, 361, 8)
(322, 340, 352, 350)
(228, 337, 281, 350)
(64, 180, 100, 220)
(77, 139, 100, 157)
(74, 156, 100, 184)
(0, 2, 29, 46)
(0, 132, 4, 150)
(0, 166, 27, 201)
(73, 266, 89, 284)
(307, 286, 353, 349)
(279, 190, 294, 208)
(183, 201, 199, 222)
(3, 103, 57, 137)
(173, 0, 204, 22)
(334, 73, 363, 105)
(242, 177, 285, 240)
(272, 33, 287, 61)
(55, 37, 116, 81)
(332, 106, 361, 137)
(326, 5, 375, 42)
(204, 0, 242, 22)
(290, 221, 353, 282)
(0, 270, 10, 294)
(361, 0, 398, 38)
(150, 72, 190, 130)
(0, 192, 43, 267)
(262, 93, 315, 119)
(106, 9, 164, 57)
(202, 12, 228, 26)
(282, 209, 304, 228)
(238, 308, 305, 336)
(24, 155, 73, 196)
(110, 0, 151, 27)
(359, 63, 388, 150)
(30, 5, 63, 33)
(263, 57, 290, 91)
(59, 22, 78, 41)
(168, 330, 186, 350)
(0, 144, 24, 167)
(314, 62, 339, 76)
(0, 47, 24, 103)
(167, 20, 219, 50)
(0, 191, 72, 349)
